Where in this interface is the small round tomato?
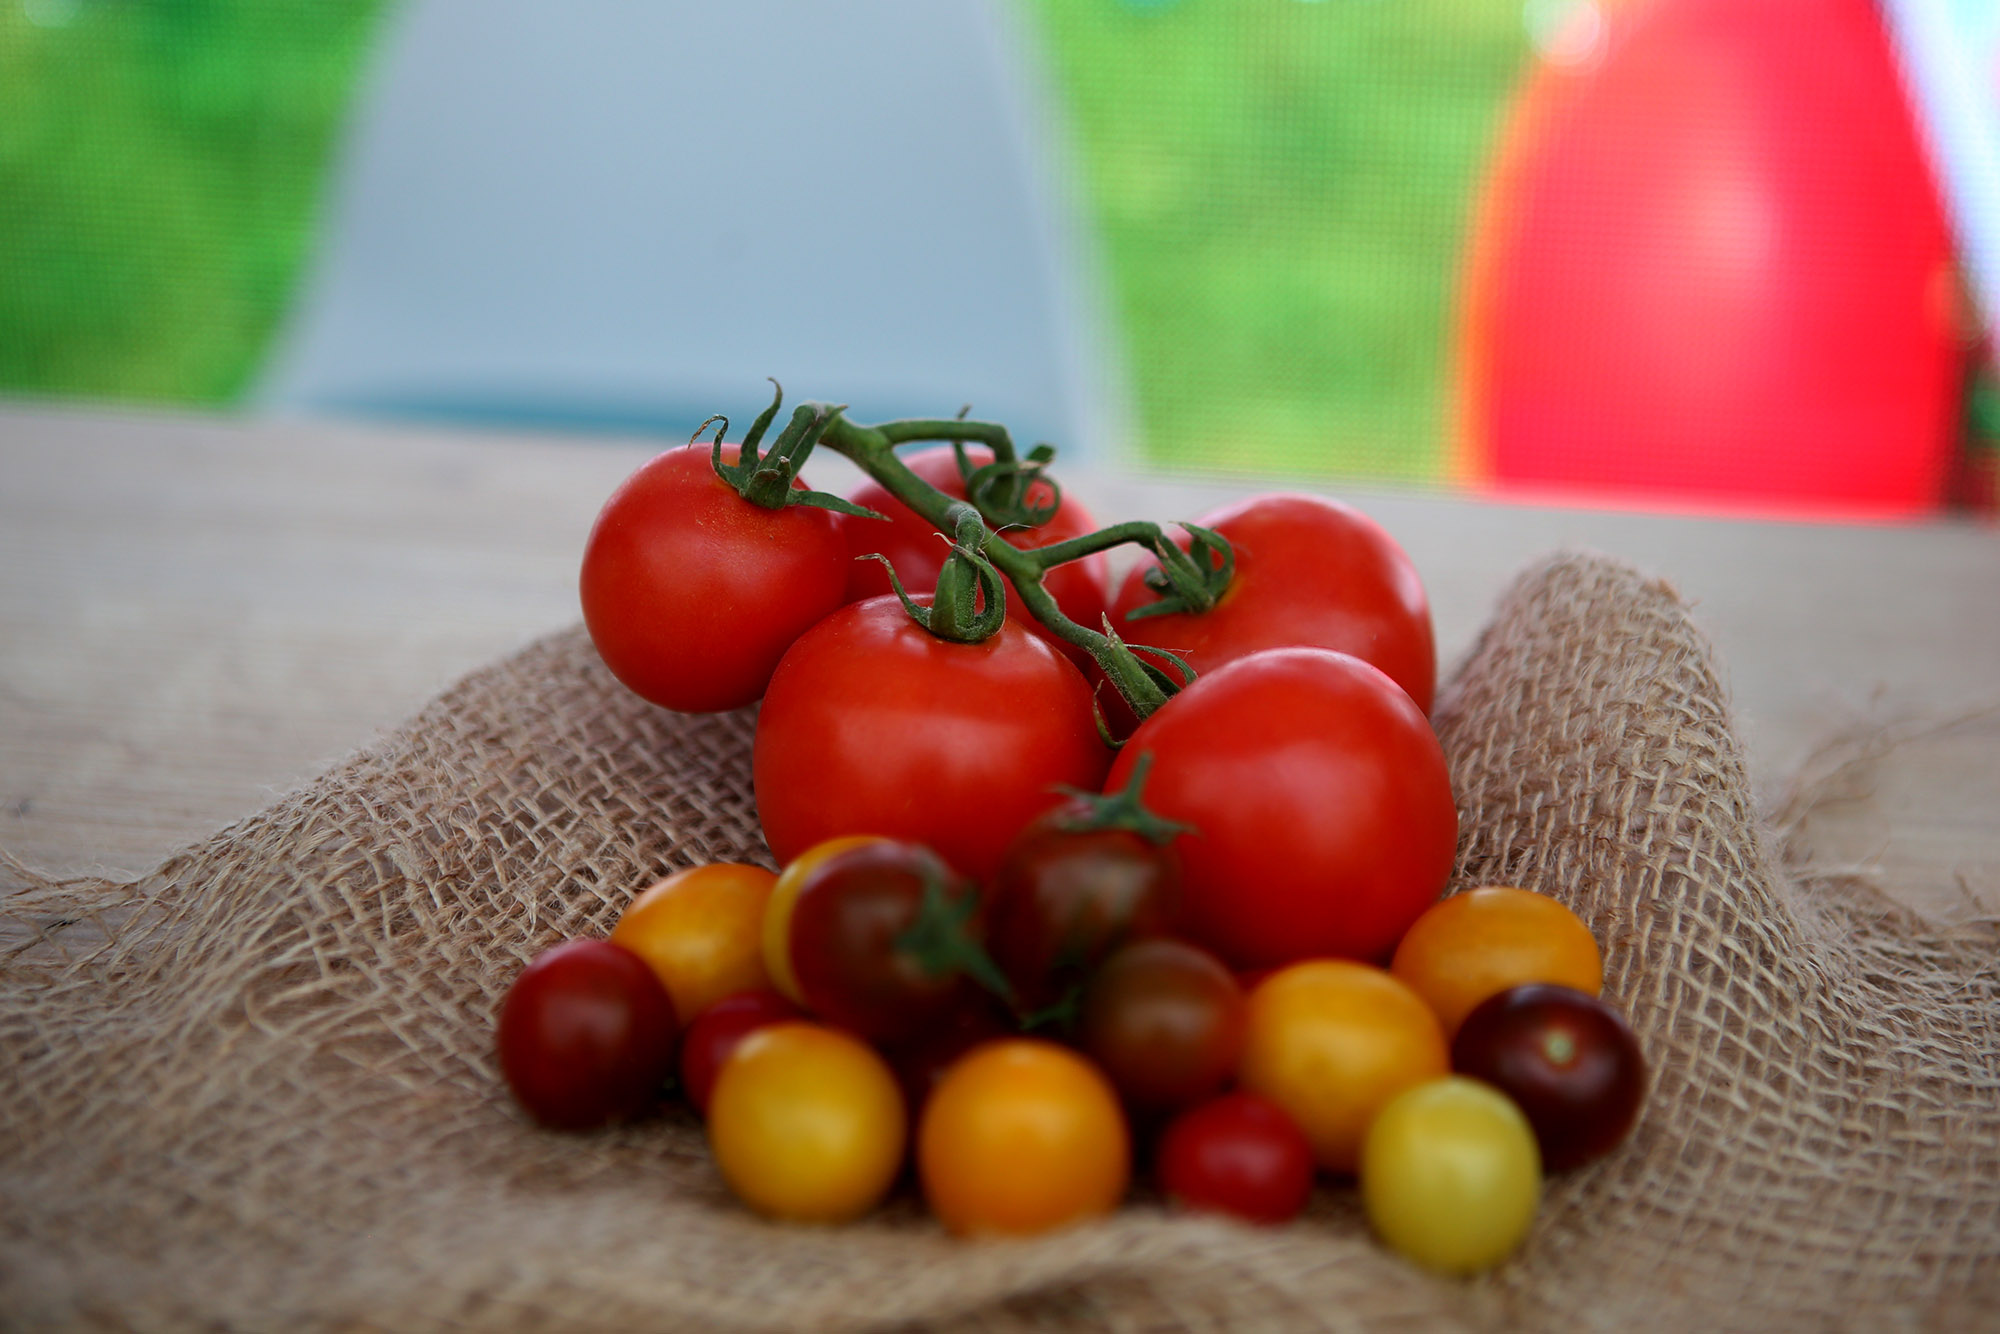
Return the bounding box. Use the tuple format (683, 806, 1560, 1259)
(1237, 960, 1448, 1173)
(707, 1022, 907, 1224)
(1156, 1092, 1316, 1225)
(580, 443, 848, 713)
(497, 939, 678, 1131)
(1451, 984, 1646, 1172)
(785, 839, 995, 1048)
(986, 798, 1182, 1015)
(1361, 1076, 1541, 1274)
(754, 596, 1113, 882)
(1077, 938, 1245, 1115)
(1111, 492, 1435, 713)
(1390, 886, 1602, 1039)
(918, 1038, 1130, 1235)
(840, 444, 1110, 660)
(762, 835, 889, 1006)
(677, 988, 804, 1115)
(1108, 648, 1457, 970)
(609, 862, 776, 1024)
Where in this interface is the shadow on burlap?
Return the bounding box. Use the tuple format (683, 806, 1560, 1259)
(3, 552, 1995, 1331)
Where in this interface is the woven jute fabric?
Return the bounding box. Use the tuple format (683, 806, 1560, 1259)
(4, 550, 1995, 1331)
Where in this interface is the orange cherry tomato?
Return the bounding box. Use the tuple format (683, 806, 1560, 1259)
(1389, 886, 1602, 1039)
(761, 835, 892, 1006)
(1236, 959, 1448, 1174)
(707, 1022, 906, 1224)
(918, 1038, 1130, 1236)
(609, 862, 775, 1023)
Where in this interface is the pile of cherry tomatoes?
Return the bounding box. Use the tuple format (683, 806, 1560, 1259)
(499, 411, 1647, 1273)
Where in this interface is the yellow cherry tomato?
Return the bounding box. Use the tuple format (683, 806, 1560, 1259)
(918, 1038, 1130, 1236)
(610, 862, 775, 1023)
(762, 834, 888, 1005)
(1389, 886, 1602, 1039)
(1236, 959, 1448, 1174)
(1361, 1075, 1542, 1273)
(707, 1022, 906, 1224)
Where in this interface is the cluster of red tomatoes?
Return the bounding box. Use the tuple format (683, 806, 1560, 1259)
(510, 423, 1646, 1270)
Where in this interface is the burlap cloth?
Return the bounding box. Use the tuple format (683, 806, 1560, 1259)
(4, 551, 1995, 1331)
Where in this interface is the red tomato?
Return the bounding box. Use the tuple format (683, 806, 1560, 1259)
(1156, 1092, 1316, 1225)
(840, 445, 1110, 656)
(1110, 493, 1436, 714)
(1077, 938, 1245, 1115)
(677, 988, 804, 1115)
(580, 444, 848, 712)
(1451, 983, 1646, 1171)
(783, 839, 994, 1048)
(1107, 648, 1457, 970)
(496, 939, 679, 1131)
(753, 596, 1113, 881)
(1460, 0, 1962, 516)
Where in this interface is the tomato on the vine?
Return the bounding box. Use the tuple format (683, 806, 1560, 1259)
(1107, 647, 1456, 970)
(841, 445, 1109, 658)
(1111, 492, 1435, 714)
(753, 596, 1112, 881)
(1156, 1092, 1316, 1225)
(1451, 983, 1646, 1172)
(1077, 938, 1245, 1116)
(580, 444, 848, 713)
(496, 939, 678, 1131)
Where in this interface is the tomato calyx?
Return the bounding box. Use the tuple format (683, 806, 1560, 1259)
(1049, 752, 1190, 846)
(868, 504, 1010, 644)
(893, 869, 1016, 1007)
(959, 439, 1063, 531)
(1125, 522, 1234, 620)
(706, 381, 887, 518)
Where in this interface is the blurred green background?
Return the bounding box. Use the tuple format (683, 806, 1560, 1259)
(0, 0, 1528, 482)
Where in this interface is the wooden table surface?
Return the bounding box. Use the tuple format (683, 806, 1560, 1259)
(5, 403, 1996, 920)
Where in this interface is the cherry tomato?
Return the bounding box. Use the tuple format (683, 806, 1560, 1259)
(754, 596, 1113, 882)
(1237, 960, 1448, 1173)
(1156, 1092, 1316, 1226)
(1451, 984, 1646, 1172)
(609, 862, 776, 1024)
(1107, 648, 1456, 970)
(1111, 492, 1435, 713)
(918, 1038, 1130, 1235)
(496, 939, 678, 1131)
(1077, 938, 1245, 1115)
(1360, 1076, 1541, 1274)
(580, 443, 848, 713)
(986, 799, 1182, 1015)
(840, 445, 1110, 660)
(677, 988, 804, 1115)
(784, 839, 994, 1048)
(763, 835, 890, 1006)
(886, 994, 1017, 1119)
(1390, 886, 1602, 1039)
(707, 1022, 907, 1224)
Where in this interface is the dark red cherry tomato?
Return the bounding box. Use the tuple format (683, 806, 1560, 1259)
(1451, 983, 1646, 1171)
(986, 799, 1183, 1016)
(1157, 1092, 1316, 1225)
(886, 994, 1017, 1119)
(580, 443, 848, 713)
(497, 939, 679, 1131)
(1077, 938, 1246, 1115)
(677, 988, 804, 1116)
(786, 839, 999, 1048)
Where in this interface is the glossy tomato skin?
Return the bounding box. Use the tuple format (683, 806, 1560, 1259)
(785, 839, 991, 1048)
(1111, 493, 1435, 714)
(1451, 983, 1646, 1171)
(1078, 938, 1246, 1115)
(497, 939, 679, 1131)
(986, 810, 1182, 1015)
(677, 988, 804, 1116)
(1156, 1092, 1316, 1225)
(754, 596, 1113, 882)
(1361, 1076, 1541, 1273)
(580, 444, 848, 713)
(1108, 648, 1457, 970)
(841, 445, 1110, 656)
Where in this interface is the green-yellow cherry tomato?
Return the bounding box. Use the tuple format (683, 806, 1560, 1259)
(1360, 1076, 1542, 1274)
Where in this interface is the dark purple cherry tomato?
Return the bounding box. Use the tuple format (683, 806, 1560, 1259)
(887, 995, 1017, 1119)
(1451, 982, 1646, 1171)
(1156, 1092, 1316, 1225)
(677, 988, 804, 1115)
(788, 839, 996, 1048)
(497, 938, 679, 1130)
(986, 799, 1182, 1015)
(1077, 938, 1245, 1114)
